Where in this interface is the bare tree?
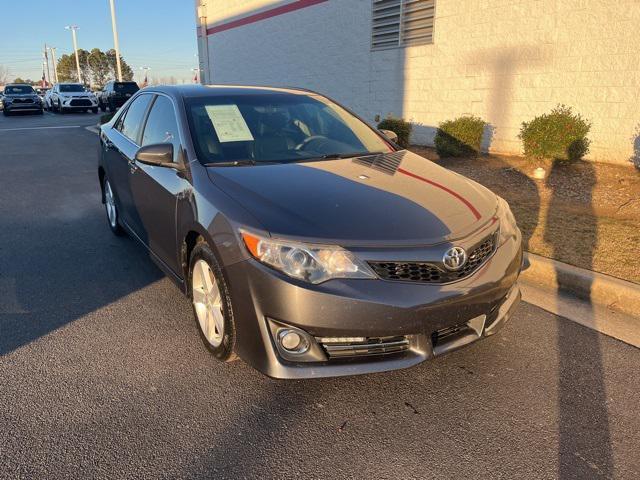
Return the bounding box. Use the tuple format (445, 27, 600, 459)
(0, 65, 9, 86)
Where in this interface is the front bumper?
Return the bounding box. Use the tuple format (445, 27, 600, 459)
(225, 232, 524, 379)
(61, 97, 98, 109)
(5, 103, 42, 112)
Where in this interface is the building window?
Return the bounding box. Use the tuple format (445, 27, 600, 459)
(371, 0, 435, 50)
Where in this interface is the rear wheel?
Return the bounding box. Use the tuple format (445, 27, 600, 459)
(189, 243, 237, 361)
(103, 177, 124, 236)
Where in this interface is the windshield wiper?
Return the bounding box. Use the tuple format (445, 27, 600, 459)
(204, 159, 256, 167)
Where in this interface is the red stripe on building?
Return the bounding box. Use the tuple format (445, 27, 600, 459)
(396, 167, 482, 221)
(206, 0, 329, 36)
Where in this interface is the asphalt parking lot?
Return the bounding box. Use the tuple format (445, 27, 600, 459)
(1, 111, 639, 479)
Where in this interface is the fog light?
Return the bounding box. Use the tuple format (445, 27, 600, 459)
(278, 329, 309, 354)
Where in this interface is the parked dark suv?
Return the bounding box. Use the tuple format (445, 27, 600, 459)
(2, 84, 44, 115)
(98, 81, 140, 112)
(98, 85, 523, 379)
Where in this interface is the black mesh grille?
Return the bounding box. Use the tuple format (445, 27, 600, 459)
(369, 232, 498, 284)
(70, 99, 92, 106)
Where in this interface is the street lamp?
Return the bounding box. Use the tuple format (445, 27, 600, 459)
(49, 46, 59, 83)
(65, 25, 82, 84)
(108, 0, 123, 82)
(139, 66, 150, 86)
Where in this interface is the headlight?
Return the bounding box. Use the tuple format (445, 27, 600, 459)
(496, 196, 518, 243)
(241, 231, 376, 284)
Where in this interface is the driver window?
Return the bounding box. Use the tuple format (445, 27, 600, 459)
(141, 95, 180, 162)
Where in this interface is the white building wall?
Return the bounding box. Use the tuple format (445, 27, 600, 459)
(197, 0, 640, 165)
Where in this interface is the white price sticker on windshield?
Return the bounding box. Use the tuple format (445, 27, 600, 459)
(205, 104, 254, 143)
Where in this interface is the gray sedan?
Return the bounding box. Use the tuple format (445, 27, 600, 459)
(98, 85, 523, 379)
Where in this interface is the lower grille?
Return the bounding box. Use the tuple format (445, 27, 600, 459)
(317, 336, 410, 359)
(70, 99, 92, 106)
(13, 98, 34, 104)
(369, 231, 498, 284)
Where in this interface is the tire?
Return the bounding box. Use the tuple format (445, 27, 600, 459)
(189, 242, 237, 362)
(3, 110, 9, 116)
(92, 107, 99, 114)
(58, 101, 64, 114)
(99, 103, 106, 112)
(107, 101, 114, 113)
(103, 177, 125, 236)
(37, 109, 44, 115)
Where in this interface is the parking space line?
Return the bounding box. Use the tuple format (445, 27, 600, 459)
(0, 125, 82, 133)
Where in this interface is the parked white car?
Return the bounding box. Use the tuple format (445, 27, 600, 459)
(50, 83, 99, 113)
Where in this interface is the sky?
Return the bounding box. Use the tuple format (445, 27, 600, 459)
(0, 0, 198, 84)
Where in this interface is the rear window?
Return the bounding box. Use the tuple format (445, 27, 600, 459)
(5, 85, 35, 95)
(114, 83, 139, 94)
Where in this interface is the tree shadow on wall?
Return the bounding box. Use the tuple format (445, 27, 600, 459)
(631, 123, 640, 170)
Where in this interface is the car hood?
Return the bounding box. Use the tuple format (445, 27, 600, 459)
(58, 91, 94, 97)
(207, 150, 498, 245)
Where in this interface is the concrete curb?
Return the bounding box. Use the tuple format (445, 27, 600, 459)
(521, 252, 640, 319)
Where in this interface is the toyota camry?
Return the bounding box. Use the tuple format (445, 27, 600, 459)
(98, 85, 523, 379)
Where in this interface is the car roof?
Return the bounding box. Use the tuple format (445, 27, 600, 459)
(142, 84, 318, 99)
(5, 84, 33, 87)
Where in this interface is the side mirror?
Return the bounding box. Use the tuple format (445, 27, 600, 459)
(135, 143, 177, 168)
(379, 129, 398, 143)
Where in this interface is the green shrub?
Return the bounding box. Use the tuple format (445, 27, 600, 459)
(377, 116, 412, 148)
(518, 105, 591, 161)
(434, 116, 487, 157)
(100, 112, 115, 124)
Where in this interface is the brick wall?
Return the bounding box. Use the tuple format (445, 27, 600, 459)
(198, 0, 640, 165)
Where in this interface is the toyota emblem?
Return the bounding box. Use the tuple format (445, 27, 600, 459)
(443, 246, 467, 271)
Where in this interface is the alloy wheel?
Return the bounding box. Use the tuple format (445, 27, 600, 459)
(104, 180, 117, 228)
(192, 259, 224, 347)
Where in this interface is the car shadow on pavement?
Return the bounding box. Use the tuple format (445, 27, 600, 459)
(545, 159, 613, 478)
(0, 216, 164, 356)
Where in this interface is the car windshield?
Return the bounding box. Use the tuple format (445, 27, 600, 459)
(185, 92, 393, 165)
(5, 85, 35, 95)
(59, 84, 85, 93)
(114, 83, 139, 94)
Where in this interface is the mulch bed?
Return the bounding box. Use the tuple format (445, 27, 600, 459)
(410, 146, 640, 284)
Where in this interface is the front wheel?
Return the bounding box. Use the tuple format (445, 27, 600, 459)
(92, 107, 99, 114)
(103, 177, 124, 236)
(189, 243, 237, 361)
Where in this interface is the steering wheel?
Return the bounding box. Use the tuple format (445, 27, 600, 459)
(295, 135, 329, 151)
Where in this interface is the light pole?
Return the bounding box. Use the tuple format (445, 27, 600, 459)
(108, 0, 123, 81)
(139, 66, 150, 86)
(65, 25, 82, 83)
(49, 47, 59, 83)
(197, 1, 209, 84)
(43, 44, 52, 86)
